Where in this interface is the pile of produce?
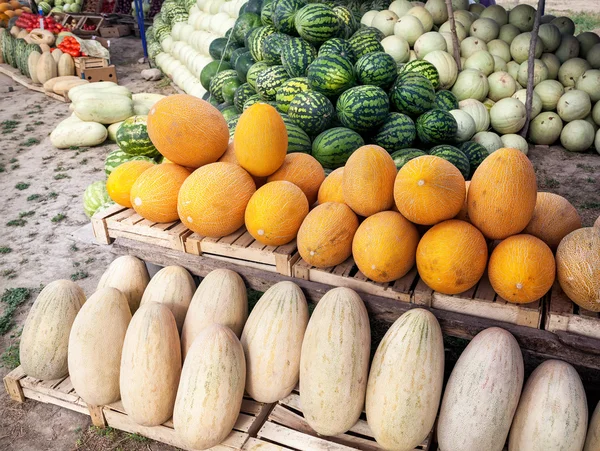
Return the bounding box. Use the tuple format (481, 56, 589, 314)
(41, 0, 84, 14)
(14, 13, 65, 34)
(0, 0, 32, 28)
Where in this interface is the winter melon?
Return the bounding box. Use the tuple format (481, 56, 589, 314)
(97, 256, 150, 314)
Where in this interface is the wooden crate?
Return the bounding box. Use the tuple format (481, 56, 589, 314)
(185, 230, 300, 277)
(545, 282, 600, 340)
(74, 56, 108, 75)
(292, 258, 432, 305)
(253, 388, 434, 451)
(91, 204, 192, 251)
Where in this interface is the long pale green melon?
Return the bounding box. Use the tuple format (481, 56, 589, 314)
(437, 327, 524, 451)
(68, 287, 132, 406)
(585, 401, 600, 451)
(300, 287, 371, 436)
(20, 280, 86, 380)
(366, 308, 444, 451)
(241, 281, 309, 403)
(508, 359, 588, 451)
(120, 303, 182, 427)
(173, 324, 246, 450)
(97, 255, 150, 314)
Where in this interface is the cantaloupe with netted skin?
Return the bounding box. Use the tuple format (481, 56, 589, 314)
(556, 227, 600, 312)
(343, 145, 397, 217)
(106, 160, 155, 208)
(218, 141, 267, 188)
(297, 202, 359, 268)
(523, 192, 582, 250)
(595, 215, 600, 229)
(352, 211, 420, 283)
(416, 219, 488, 294)
(267, 153, 325, 206)
(394, 156, 466, 225)
(454, 181, 471, 222)
(318, 168, 345, 204)
(147, 95, 229, 168)
(245, 181, 309, 246)
(234, 103, 288, 177)
(178, 162, 256, 238)
(489, 234, 555, 304)
(130, 163, 191, 223)
(468, 147, 537, 240)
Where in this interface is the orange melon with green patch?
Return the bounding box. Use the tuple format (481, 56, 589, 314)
(318, 168, 345, 204)
(106, 160, 154, 208)
(267, 153, 325, 205)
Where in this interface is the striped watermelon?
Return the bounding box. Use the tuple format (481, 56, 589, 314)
(294, 4, 340, 44)
(416, 109, 458, 145)
(273, 0, 305, 35)
(104, 149, 156, 176)
(355, 51, 397, 89)
(336, 85, 390, 133)
(459, 141, 489, 177)
(307, 54, 356, 97)
(244, 97, 277, 111)
(116, 116, 160, 158)
(261, 0, 275, 25)
(312, 127, 365, 169)
(234, 83, 257, 112)
(83, 181, 114, 218)
(390, 73, 435, 117)
(209, 70, 240, 104)
(262, 33, 290, 64)
(200, 61, 232, 91)
(247, 26, 277, 61)
(255, 65, 290, 100)
(333, 6, 358, 39)
(281, 37, 317, 78)
(318, 38, 356, 63)
(280, 113, 313, 153)
(390, 148, 427, 170)
(351, 27, 384, 42)
(247, 62, 270, 89)
(399, 60, 440, 89)
(227, 114, 241, 138)
(373, 113, 416, 152)
(429, 145, 471, 179)
(235, 53, 257, 83)
(348, 34, 384, 59)
(276, 77, 310, 113)
(434, 90, 459, 111)
(288, 90, 335, 135)
(232, 12, 262, 45)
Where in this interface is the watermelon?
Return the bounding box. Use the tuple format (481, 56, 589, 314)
(273, 0, 305, 35)
(83, 181, 113, 218)
(255, 65, 290, 100)
(243, 94, 263, 111)
(104, 149, 156, 176)
(294, 3, 340, 44)
(336, 85, 389, 133)
(247, 26, 277, 61)
(116, 116, 160, 158)
(200, 61, 232, 91)
(280, 114, 313, 153)
(398, 60, 440, 89)
(276, 77, 310, 113)
(373, 113, 416, 152)
(209, 70, 240, 103)
(247, 62, 270, 89)
(222, 78, 243, 105)
(434, 90, 459, 111)
(390, 73, 435, 117)
(221, 106, 240, 122)
(261, 0, 275, 25)
(349, 34, 383, 59)
(230, 48, 249, 70)
(288, 90, 335, 135)
(429, 145, 470, 179)
(38, 1, 51, 14)
(351, 26, 385, 42)
(355, 51, 397, 89)
(232, 12, 262, 44)
(227, 114, 242, 138)
(318, 38, 356, 63)
(390, 148, 428, 170)
(416, 109, 458, 145)
(459, 141, 489, 177)
(262, 32, 290, 64)
(235, 52, 257, 83)
(209, 38, 243, 62)
(312, 127, 365, 169)
(333, 6, 358, 39)
(281, 37, 317, 77)
(234, 83, 257, 112)
(307, 54, 356, 97)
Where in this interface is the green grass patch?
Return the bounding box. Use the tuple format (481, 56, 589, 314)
(7, 219, 26, 227)
(1, 120, 19, 134)
(54, 173, 70, 180)
(2, 269, 16, 279)
(580, 202, 600, 210)
(70, 271, 89, 281)
(21, 138, 40, 147)
(51, 213, 66, 223)
(0, 247, 11, 254)
(19, 211, 35, 218)
(1, 329, 21, 370)
(0, 288, 31, 335)
(27, 194, 41, 201)
(48, 192, 58, 199)
(127, 433, 149, 443)
(70, 243, 79, 252)
(15, 182, 30, 190)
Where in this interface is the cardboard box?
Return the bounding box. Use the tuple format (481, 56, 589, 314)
(99, 25, 131, 38)
(80, 66, 118, 83)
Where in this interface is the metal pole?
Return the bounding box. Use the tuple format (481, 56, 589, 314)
(134, 0, 149, 61)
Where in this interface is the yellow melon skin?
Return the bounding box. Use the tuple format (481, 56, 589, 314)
(416, 219, 488, 295)
(343, 145, 397, 217)
(318, 168, 345, 204)
(394, 156, 466, 225)
(178, 162, 256, 238)
(523, 192, 582, 250)
(106, 160, 154, 208)
(267, 153, 325, 205)
(352, 211, 420, 283)
(454, 180, 471, 222)
(488, 234, 556, 304)
(218, 141, 267, 188)
(297, 202, 359, 268)
(467, 147, 537, 240)
(245, 181, 309, 246)
(556, 227, 600, 312)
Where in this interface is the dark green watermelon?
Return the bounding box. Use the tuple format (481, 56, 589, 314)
(232, 12, 262, 44)
(209, 70, 240, 103)
(398, 59, 440, 89)
(429, 144, 470, 179)
(307, 54, 356, 97)
(246, 25, 277, 61)
(276, 77, 310, 113)
(336, 85, 389, 133)
(459, 141, 489, 177)
(373, 113, 416, 153)
(390, 148, 427, 170)
(200, 61, 232, 91)
(234, 83, 257, 112)
(294, 3, 340, 44)
(281, 37, 317, 77)
(235, 52, 257, 83)
(434, 90, 459, 111)
(255, 65, 290, 100)
(318, 38, 356, 63)
(416, 109, 459, 145)
(262, 32, 290, 64)
(390, 72, 435, 117)
(288, 90, 335, 135)
(260, 0, 275, 24)
(273, 0, 305, 35)
(355, 51, 397, 89)
(280, 113, 313, 153)
(312, 127, 365, 169)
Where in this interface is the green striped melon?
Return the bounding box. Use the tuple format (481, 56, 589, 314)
(200, 61, 232, 91)
(288, 90, 335, 135)
(435, 90, 459, 111)
(355, 51, 397, 89)
(390, 148, 427, 170)
(222, 78, 243, 105)
(221, 105, 240, 122)
(307, 54, 356, 96)
(283, 119, 313, 153)
(247, 26, 277, 61)
(261, 0, 275, 25)
(459, 141, 489, 177)
(262, 33, 290, 64)
(104, 149, 156, 176)
(390, 73, 435, 117)
(312, 127, 365, 169)
(232, 12, 263, 45)
(294, 4, 340, 44)
(234, 83, 257, 113)
(281, 37, 317, 78)
(255, 65, 290, 100)
(83, 181, 113, 218)
(336, 85, 390, 132)
(351, 26, 385, 42)
(349, 34, 384, 59)
(398, 59, 440, 89)
(116, 115, 159, 158)
(227, 114, 242, 138)
(247, 62, 270, 89)
(276, 77, 310, 113)
(209, 70, 240, 104)
(373, 113, 417, 152)
(235, 52, 256, 83)
(273, 0, 305, 35)
(417, 109, 458, 145)
(333, 6, 358, 39)
(318, 38, 356, 63)
(429, 145, 471, 179)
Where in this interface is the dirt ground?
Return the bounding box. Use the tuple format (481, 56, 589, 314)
(0, 22, 600, 451)
(497, 0, 600, 14)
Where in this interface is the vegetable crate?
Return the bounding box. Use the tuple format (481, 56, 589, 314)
(292, 258, 432, 305)
(248, 388, 434, 451)
(184, 230, 300, 277)
(91, 204, 192, 251)
(545, 282, 600, 340)
(74, 56, 108, 76)
(74, 16, 104, 35)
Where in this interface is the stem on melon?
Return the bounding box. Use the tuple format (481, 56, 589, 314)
(444, 0, 462, 72)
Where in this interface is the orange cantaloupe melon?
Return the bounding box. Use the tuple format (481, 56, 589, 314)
(218, 141, 267, 188)
(454, 181, 471, 222)
(106, 160, 154, 208)
(297, 202, 359, 268)
(147, 94, 229, 168)
(467, 148, 537, 239)
(267, 153, 325, 205)
(416, 219, 488, 294)
(178, 162, 256, 237)
(234, 103, 288, 177)
(352, 211, 420, 283)
(245, 181, 309, 246)
(488, 234, 556, 304)
(317, 168, 345, 204)
(394, 156, 466, 225)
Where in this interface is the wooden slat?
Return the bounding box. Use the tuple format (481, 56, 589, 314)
(258, 422, 355, 451)
(473, 274, 496, 302)
(242, 438, 291, 450)
(3, 367, 26, 402)
(546, 283, 600, 340)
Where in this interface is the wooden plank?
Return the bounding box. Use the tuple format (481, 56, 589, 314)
(473, 273, 496, 302)
(3, 367, 26, 402)
(21, 388, 90, 416)
(546, 283, 600, 340)
(242, 438, 292, 450)
(258, 422, 355, 451)
(0, 64, 67, 102)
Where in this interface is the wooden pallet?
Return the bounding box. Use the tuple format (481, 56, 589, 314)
(91, 204, 192, 251)
(0, 64, 67, 102)
(253, 388, 433, 451)
(292, 258, 433, 305)
(185, 230, 300, 277)
(545, 282, 600, 340)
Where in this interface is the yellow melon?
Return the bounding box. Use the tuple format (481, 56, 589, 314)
(106, 160, 154, 208)
(454, 181, 471, 222)
(267, 153, 325, 205)
(317, 168, 345, 204)
(218, 141, 267, 188)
